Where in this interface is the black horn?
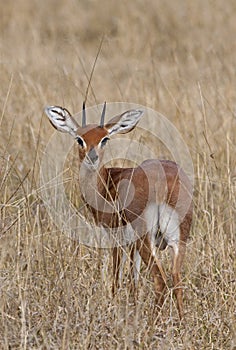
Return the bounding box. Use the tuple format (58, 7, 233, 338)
(100, 101, 106, 127)
(82, 101, 86, 127)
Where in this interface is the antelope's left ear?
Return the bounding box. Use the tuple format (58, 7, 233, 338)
(105, 109, 144, 136)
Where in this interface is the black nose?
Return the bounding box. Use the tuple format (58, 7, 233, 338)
(87, 147, 98, 163)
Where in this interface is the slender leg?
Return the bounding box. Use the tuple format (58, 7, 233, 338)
(118, 247, 127, 287)
(112, 244, 141, 297)
(132, 246, 142, 289)
(112, 247, 121, 295)
(171, 240, 186, 320)
(137, 235, 166, 308)
(128, 244, 141, 297)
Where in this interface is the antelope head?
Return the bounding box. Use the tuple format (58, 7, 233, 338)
(44, 103, 144, 170)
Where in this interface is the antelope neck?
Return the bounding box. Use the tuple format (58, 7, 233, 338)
(79, 162, 109, 204)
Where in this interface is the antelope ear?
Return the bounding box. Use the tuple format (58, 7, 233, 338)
(44, 106, 79, 137)
(105, 109, 144, 136)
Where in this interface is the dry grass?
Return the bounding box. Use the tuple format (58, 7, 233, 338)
(0, 0, 236, 349)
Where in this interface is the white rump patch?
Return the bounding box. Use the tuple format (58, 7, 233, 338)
(144, 203, 180, 255)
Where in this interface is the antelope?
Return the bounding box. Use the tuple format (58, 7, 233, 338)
(44, 102, 193, 319)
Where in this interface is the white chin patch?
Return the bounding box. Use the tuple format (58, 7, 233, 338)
(83, 160, 99, 170)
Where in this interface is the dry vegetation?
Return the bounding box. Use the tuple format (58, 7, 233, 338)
(0, 0, 236, 349)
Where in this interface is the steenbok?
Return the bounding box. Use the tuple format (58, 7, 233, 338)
(44, 102, 193, 319)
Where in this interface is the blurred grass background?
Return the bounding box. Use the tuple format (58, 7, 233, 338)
(0, 0, 236, 349)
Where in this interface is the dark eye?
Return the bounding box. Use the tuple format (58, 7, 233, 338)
(100, 137, 110, 148)
(76, 136, 85, 148)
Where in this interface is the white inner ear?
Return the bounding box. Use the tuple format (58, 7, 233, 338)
(45, 106, 79, 137)
(108, 110, 144, 136)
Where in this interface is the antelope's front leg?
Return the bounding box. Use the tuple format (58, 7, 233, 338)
(112, 247, 121, 295)
(137, 236, 167, 309)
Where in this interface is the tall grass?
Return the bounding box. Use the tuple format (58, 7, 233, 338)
(0, 0, 235, 348)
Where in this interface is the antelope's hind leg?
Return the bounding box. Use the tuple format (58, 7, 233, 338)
(159, 204, 187, 319)
(169, 216, 192, 320)
(170, 240, 187, 320)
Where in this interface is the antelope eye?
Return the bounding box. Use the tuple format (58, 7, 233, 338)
(100, 137, 110, 148)
(76, 136, 85, 148)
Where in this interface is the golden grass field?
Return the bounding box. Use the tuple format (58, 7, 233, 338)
(0, 0, 236, 349)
